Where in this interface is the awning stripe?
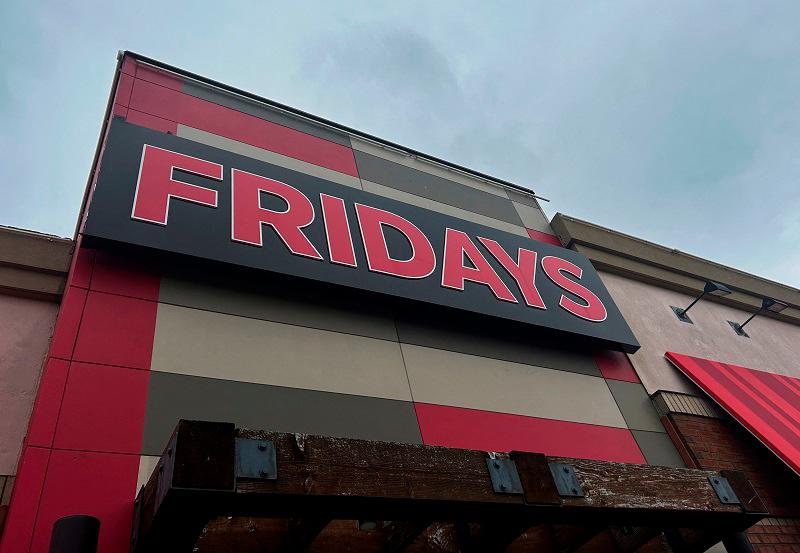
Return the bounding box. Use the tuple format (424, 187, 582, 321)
(667, 352, 800, 475)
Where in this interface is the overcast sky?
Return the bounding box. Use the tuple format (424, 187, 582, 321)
(2, 1, 799, 286)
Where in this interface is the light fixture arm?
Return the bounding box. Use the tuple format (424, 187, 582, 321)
(680, 291, 707, 317)
(737, 307, 764, 331)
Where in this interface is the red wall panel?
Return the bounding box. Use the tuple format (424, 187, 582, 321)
(72, 291, 158, 369)
(48, 287, 87, 360)
(135, 64, 183, 91)
(0, 447, 50, 553)
(526, 228, 561, 246)
(594, 350, 640, 383)
(90, 251, 160, 301)
(53, 362, 149, 454)
(415, 403, 646, 464)
(25, 359, 70, 448)
(125, 108, 178, 134)
(127, 78, 359, 176)
(29, 450, 139, 553)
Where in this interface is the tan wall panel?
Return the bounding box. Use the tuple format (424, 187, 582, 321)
(0, 295, 58, 474)
(159, 276, 399, 342)
(177, 125, 362, 189)
(350, 136, 509, 198)
(362, 180, 528, 237)
(512, 201, 552, 233)
(136, 455, 159, 491)
(600, 271, 800, 395)
(401, 344, 626, 428)
(151, 304, 412, 401)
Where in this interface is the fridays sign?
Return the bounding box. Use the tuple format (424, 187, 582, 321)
(84, 120, 639, 352)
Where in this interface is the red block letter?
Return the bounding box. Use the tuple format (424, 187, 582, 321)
(441, 229, 517, 303)
(131, 145, 222, 225)
(320, 194, 357, 267)
(479, 237, 546, 309)
(231, 169, 322, 260)
(541, 256, 607, 322)
(355, 204, 435, 279)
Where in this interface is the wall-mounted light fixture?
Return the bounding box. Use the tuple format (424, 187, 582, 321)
(728, 297, 789, 337)
(671, 281, 732, 324)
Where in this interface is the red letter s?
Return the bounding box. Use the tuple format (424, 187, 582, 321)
(541, 256, 607, 322)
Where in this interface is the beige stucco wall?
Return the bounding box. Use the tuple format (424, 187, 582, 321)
(0, 295, 58, 474)
(600, 271, 800, 395)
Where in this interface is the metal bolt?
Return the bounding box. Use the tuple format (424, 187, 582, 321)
(258, 443, 267, 451)
(500, 483, 507, 491)
(572, 488, 578, 495)
(714, 479, 719, 484)
(563, 467, 570, 474)
(493, 461, 500, 469)
(723, 496, 729, 501)
(259, 469, 268, 477)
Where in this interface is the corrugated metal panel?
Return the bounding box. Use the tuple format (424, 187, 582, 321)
(652, 390, 725, 418)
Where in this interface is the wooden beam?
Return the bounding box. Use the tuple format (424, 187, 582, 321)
(608, 526, 661, 553)
(132, 421, 766, 552)
(384, 520, 431, 553)
(550, 524, 605, 553)
(280, 517, 331, 552)
(456, 517, 537, 552)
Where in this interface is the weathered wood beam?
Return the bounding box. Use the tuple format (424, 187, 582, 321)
(456, 517, 538, 552)
(549, 524, 605, 553)
(384, 520, 432, 553)
(608, 526, 661, 553)
(280, 517, 331, 552)
(131, 421, 766, 553)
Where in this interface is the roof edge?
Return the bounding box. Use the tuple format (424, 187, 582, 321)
(551, 213, 800, 322)
(123, 51, 544, 202)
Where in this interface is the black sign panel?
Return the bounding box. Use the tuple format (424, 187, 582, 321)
(85, 120, 639, 352)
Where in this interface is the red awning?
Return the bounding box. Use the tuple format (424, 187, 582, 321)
(666, 352, 800, 476)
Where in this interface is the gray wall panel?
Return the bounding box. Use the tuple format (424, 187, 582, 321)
(632, 430, 685, 467)
(353, 150, 524, 225)
(142, 371, 422, 455)
(395, 317, 601, 377)
(350, 136, 509, 197)
(506, 188, 539, 208)
(512, 201, 552, 233)
(159, 275, 398, 342)
(362, 180, 528, 237)
(607, 380, 665, 432)
(182, 80, 352, 146)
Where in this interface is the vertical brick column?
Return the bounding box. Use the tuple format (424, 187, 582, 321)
(668, 413, 800, 552)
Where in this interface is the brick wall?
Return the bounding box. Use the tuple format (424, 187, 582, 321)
(667, 413, 800, 551)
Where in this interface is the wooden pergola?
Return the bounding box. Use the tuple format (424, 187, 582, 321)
(131, 421, 767, 553)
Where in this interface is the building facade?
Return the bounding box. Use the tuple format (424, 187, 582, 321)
(0, 52, 797, 552)
(0, 226, 72, 536)
(552, 214, 800, 553)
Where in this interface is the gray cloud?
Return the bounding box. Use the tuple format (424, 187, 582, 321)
(2, 0, 800, 286)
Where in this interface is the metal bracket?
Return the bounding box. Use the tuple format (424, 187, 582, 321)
(486, 455, 523, 494)
(671, 306, 694, 324)
(548, 463, 584, 497)
(708, 475, 740, 505)
(235, 438, 277, 480)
